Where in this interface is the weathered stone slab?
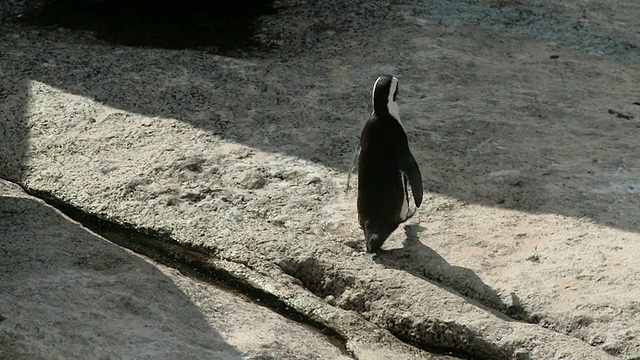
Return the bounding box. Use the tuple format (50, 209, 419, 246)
(2, 0, 640, 358)
(0, 179, 353, 359)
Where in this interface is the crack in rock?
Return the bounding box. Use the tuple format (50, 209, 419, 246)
(279, 255, 507, 359)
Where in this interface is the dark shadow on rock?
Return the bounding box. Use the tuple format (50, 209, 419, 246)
(0, 79, 29, 183)
(18, 0, 275, 55)
(375, 225, 530, 321)
(0, 193, 243, 359)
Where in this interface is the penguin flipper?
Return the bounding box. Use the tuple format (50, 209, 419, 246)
(399, 150, 423, 207)
(345, 146, 361, 194)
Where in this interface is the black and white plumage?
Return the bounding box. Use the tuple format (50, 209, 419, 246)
(356, 75, 423, 253)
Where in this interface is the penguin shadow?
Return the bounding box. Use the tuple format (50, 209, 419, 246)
(374, 224, 529, 321)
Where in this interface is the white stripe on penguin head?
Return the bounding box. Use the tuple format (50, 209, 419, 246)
(372, 75, 405, 131)
(371, 76, 382, 110)
(387, 76, 401, 123)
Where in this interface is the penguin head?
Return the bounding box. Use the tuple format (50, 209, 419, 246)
(372, 75, 400, 120)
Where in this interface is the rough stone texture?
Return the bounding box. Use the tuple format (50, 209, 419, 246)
(0, 0, 26, 22)
(0, 179, 355, 360)
(0, 0, 111, 23)
(0, 0, 47, 23)
(1, 0, 640, 359)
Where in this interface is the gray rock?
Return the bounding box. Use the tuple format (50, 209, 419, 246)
(2, 0, 640, 358)
(0, 179, 353, 360)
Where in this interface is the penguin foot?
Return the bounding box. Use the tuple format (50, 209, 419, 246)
(366, 233, 384, 253)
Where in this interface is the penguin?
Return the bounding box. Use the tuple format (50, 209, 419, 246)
(357, 75, 423, 253)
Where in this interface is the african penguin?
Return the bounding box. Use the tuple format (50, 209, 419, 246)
(357, 75, 423, 253)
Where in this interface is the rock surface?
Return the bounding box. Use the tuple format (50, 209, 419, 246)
(0, 179, 355, 360)
(1, 0, 640, 359)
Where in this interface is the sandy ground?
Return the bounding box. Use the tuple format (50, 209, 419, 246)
(1, 0, 640, 359)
